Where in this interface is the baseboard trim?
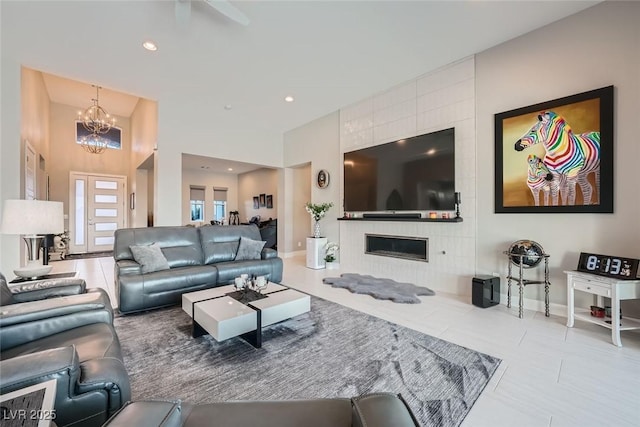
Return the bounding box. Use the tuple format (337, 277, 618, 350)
(498, 292, 567, 318)
(281, 250, 306, 258)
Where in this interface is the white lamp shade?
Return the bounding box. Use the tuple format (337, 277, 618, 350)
(0, 199, 64, 235)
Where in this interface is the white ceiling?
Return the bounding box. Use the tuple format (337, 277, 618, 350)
(4, 0, 600, 171)
(42, 73, 140, 117)
(182, 153, 270, 175)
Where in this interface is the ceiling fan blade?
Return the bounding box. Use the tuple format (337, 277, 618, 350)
(175, 0, 191, 27)
(202, 0, 250, 26)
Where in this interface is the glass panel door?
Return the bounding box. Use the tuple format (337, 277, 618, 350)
(87, 175, 125, 252)
(70, 172, 126, 254)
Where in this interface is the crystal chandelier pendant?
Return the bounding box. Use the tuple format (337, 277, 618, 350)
(78, 85, 115, 153)
(78, 133, 108, 154)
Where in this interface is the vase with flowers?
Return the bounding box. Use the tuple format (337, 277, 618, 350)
(324, 242, 340, 269)
(305, 202, 333, 238)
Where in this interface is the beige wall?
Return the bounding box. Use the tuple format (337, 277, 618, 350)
(21, 67, 51, 201)
(5, 67, 53, 267)
(237, 168, 278, 223)
(48, 102, 131, 217)
(182, 169, 239, 225)
(291, 164, 311, 251)
(283, 111, 340, 252)
(475, 1, 640, 310)
(153, 98, 284, 227)
(130, 98, 158, 227)
(0, 59, 21, 274)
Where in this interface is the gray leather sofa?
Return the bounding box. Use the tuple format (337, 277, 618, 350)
(0, 273, 131, 427)
(114, 225, 283, 314)
(101, 393, 420, 427)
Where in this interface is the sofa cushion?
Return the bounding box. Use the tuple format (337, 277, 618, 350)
(130, 243, 170, 274)
(184, 399, 352, 427)
(1, 322, 123, 362)
(234, 236, 266, 261)
(117, 266, 219, 314)
(214, 260, 274, 284)
(103, 400, 187, 427)
(199, 225, 263, 264)
(114, 227, 204, 268)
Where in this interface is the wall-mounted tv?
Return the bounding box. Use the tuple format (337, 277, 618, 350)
(343, 128, 455, 212)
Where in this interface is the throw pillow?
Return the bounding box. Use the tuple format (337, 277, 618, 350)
(234, 236, 266, 261)
(129, 243, 170, 274)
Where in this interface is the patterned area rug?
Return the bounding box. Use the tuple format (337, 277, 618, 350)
(323, 273, 435, 303)
(114, 297, 499, 427)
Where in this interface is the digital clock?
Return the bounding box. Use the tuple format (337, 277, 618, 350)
(577, 252, 640, 280)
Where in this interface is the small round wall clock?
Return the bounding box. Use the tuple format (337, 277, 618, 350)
(317, 170, 330, 189)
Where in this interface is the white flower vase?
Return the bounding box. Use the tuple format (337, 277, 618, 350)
(313, 220, 321, 238)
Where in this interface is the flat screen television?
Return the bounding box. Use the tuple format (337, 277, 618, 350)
(343, 128, 455, 212)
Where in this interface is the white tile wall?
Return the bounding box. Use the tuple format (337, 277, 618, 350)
(339, 56, 477, 296)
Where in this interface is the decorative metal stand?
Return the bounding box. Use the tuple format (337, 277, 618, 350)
(504, 251, 551, 319)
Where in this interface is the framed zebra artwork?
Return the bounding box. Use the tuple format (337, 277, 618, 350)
(494, 85, 614, 213)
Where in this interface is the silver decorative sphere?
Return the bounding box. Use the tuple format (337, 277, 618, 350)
(508, 240, 545, 268)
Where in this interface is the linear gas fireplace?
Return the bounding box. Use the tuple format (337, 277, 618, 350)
(365, 234, 428, 262)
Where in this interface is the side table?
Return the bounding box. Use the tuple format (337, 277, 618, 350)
(565, 270, 640, 347)
(306, 237, 327, 269)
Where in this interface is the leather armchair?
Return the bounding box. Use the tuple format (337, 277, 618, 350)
(0, 273, 131, 427)
(0, 289, 114, 349)
(101, 393, 420, 427)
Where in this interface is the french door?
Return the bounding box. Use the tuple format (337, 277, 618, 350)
(69, 172, 127, 254)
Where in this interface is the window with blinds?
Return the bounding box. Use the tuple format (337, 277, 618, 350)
(190, 186, 205, 222)
(213, 188, 227, 222)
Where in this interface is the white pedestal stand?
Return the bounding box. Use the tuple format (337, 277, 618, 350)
(306, 237, 327, 269)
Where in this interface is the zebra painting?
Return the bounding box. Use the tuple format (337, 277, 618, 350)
(526, 154, 564, 206)
(515, 111, 600, 205)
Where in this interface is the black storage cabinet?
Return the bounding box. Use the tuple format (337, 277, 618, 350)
(472, 275, 500, 308)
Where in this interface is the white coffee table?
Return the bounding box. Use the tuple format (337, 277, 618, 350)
(181, 283, 310, 348)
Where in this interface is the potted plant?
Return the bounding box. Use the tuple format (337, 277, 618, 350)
(324, 242, 340, 269)
(305, 202, 333, 238)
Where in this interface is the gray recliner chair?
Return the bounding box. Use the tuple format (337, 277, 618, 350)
(0, 273, 131, 427)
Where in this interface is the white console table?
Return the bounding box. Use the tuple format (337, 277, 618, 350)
(565, 270, 640, 347)
(306, 237, 327, 269)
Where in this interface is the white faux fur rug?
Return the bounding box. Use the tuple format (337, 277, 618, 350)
(322, 273, 435, 303)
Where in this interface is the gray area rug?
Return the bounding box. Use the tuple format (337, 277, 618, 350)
(323, 273, 435, 303)
(114, 297, 500, 427)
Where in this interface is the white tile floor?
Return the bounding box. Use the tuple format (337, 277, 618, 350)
(50, 255, 640, 427)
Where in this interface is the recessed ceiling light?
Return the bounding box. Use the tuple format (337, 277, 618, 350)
(426, 148, 436, 156)
(142, 41, 158, 51)
(284, 96, 294, 103)
(227, 168, 233, 171)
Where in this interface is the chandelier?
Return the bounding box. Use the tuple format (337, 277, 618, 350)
(78, 133, 109, 154)
(78, 85, 115, 154)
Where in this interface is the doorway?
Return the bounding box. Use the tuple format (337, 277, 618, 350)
(68, 172, 127, 254)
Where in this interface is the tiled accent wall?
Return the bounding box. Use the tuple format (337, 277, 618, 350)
(339, 57, 476, 295)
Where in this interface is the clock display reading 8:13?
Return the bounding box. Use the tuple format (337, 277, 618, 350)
(577, 252, 640, 280)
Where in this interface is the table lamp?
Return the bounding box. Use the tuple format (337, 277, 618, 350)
(1, 199, 64, 278)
